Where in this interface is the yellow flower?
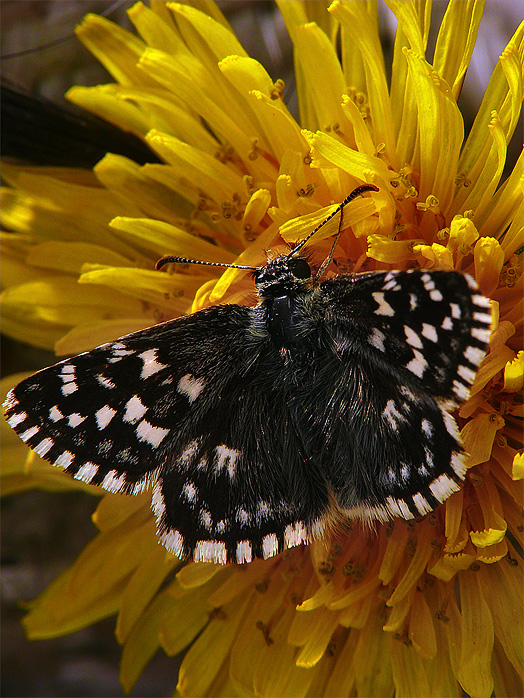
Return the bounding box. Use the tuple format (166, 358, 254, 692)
(2, 2, 523, 696)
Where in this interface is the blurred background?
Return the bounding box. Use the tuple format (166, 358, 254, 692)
(1, 1, 522, 696)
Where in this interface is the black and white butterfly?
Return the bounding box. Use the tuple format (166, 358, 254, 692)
(4, 185, 492, 564)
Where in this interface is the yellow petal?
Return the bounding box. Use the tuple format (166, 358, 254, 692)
(295, 610, 340, 668)
(479, 556, 524, 676)
(469, 475, 507, 548)
(427, 551, 477, 582)
(474, 236, 504, 296)
(177, 593, 253, 697)
(475, 538, 508, 563)
(329, 1, 397, 166)
(390, 633, 431, 697)
(24, 514, 157, 639)
(166, 2, 247, 63)
(408, 591, 437, 659)
(513, 451, 524, 480)
(386, 528, 433, 606)
(403, 48, 463, 215)
(146, 130, 246, 206)
(368, 235, 422, 264)
(253, 605, 313, 697)
(352, 608, 394, 696)
(446, 215, 479, 255)
(55, 318, 154, 355)
(412, 242, 454, 270)
(305, 130, 392, 186)
(75, 13, 147, 85)
(120, 583, 178, 693)
(292, 22, 348, 134)
(116, 543, 178, 643)
(444, 488, 468, 553)
(461, 413, 505, 468)
(433, 0, 485, 99)
(457, 571, 495, 697)
(67, 84, 155, 139)
(504, 350, 524, 392)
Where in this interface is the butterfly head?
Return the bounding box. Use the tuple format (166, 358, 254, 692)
(253, 254, 312, 299)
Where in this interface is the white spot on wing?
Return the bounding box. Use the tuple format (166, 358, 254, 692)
(413, 493, 432, 515)
(372, 292, 395, 316)
(152, 483, 166, 518)
(123, 395, 148, 423)
(49, 405, 64, 422)
(382, 399, 405, 430)
(236, 508, 250, 525)
(136, 420, 170, 448)
(101, 470, 127, 493)
(404, 325, 423, 349)
(472, 294, 491, 309)
(179, 440, 201, 468)
(386, 496, 414, 519)
(450, 303, 462, 319)
(34, 437, 54, 457)
(452, 379, 470, 400)
(194, 540, 227, 564)
(405, 349, 427, 378)
(7, 411, 27, 428)
(61, 382, 78, 396)
(96, 405, 117, 430)
(429, 473, 460, 502)
(368, 327, 386, 352)
(471, 327, 491, 343)
(441, 317, 453, 330)
(96, 374, 116, 389)
(429, 289, 443, 302)
(457, 364, 476, 384)
(262, 533, 279, 559)
(161, 529, 185, 558)
(55, 450, 74, 469)
(451, 451, 466, 478)
(60, 364, 75, 375)
(20, 425, 39, 442)
(178, 374, 205, 403)
(74, 461, 99, 483)
(421, 419, 433, 438)
(421, 273, 434, 291)
(464, 345, 486, 366)
(139, 349, 167, 379)
(284, 522, 308, 549)
(473, 311, 492, 324)
(182, 481, 198, 505)
(442, 410, 460, 440)
(199, 508, 213, 531)
(256, 501, 272, 521)
(236, 540, 252, 564)
(421, 323, 438, 342)
(214, 445, 241, 478)
(68, 413, 86, 428)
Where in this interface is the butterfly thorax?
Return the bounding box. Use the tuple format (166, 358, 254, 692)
(253, 254, 314, 350)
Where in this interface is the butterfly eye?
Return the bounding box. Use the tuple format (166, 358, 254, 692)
(289, 258, 311, 279)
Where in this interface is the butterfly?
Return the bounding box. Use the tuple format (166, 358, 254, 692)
(4, 185, 492, 564)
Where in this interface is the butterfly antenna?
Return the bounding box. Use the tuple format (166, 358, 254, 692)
(290, 184, 379, 278)
(155, 256, 260, 272)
